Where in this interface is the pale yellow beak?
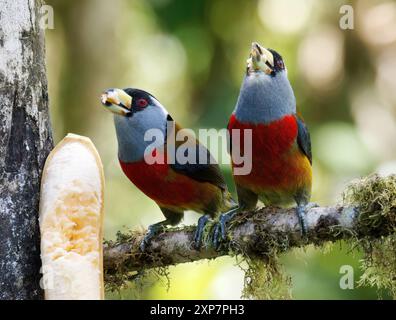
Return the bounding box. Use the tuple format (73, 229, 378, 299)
(247, 42, 274, 74)
(101, 88, 132, 116)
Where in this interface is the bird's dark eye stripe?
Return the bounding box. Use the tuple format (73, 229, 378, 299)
(265, 61, 273, 68)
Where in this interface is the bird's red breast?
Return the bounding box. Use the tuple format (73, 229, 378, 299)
(228, 113, 312, 200)
(119, 152, 221, 212)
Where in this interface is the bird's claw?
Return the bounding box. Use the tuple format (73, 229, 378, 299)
(212, 208, 238, 250)
(139, 233, 152, 252)
(295, 203, 318, 236)
(139, 224, 165, 252)
(297, 202, 319, 237)
(139, 238, 149, 252)
(193, 215, 210, 250)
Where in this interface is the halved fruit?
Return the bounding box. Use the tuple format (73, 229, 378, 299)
(39, 134, 105, 300)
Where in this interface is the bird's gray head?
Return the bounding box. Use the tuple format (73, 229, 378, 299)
(101, 88, 168, 163)
(234, 42, 296, 124)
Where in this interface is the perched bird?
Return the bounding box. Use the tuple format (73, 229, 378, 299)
(100, 88, 235, 250)
(215, 42, 313, 242)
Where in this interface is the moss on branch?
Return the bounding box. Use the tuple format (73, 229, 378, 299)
(104, 174, 396, 299)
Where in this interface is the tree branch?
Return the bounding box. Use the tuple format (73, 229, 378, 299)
(104, 195, 394, 279)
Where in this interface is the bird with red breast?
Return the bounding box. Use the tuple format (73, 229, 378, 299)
(214, 42, 314, 245)
(101, 88, 236, 251)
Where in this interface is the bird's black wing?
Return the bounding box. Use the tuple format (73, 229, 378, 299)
(167, 118, 227, 190)
(296, 115, 312, 165)
(170, 143, 227, 190)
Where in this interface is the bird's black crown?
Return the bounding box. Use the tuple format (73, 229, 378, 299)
(268, 48, 286, 74)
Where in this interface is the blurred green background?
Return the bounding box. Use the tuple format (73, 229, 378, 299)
(45, 0, 396, 299)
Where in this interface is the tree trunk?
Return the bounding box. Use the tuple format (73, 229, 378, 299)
(0, 0, 53, 299)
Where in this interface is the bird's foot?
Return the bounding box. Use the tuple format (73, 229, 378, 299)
(212, 207, 239, 250)
(193, 215, 211, 250)
(139, 223, 166, 252)
(295, 203, 318, 236)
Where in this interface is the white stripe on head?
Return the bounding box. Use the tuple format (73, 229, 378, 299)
(150, 97, 169, 117)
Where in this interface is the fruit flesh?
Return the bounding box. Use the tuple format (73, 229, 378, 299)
(39, 134, 104, 300)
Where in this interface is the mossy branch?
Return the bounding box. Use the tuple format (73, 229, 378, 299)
(103, 174, 396, 291)
(103, 205, 357, 276)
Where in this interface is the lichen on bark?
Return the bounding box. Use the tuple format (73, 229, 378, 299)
(104, 175, 396, 299)
(0, 0, 53, 300)
(343, 174, 396, 298)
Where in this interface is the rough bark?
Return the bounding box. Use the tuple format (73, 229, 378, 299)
(103, 203, 393, 276)
(0, 0, 53, 300)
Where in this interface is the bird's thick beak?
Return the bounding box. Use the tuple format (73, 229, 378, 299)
(247, 42, 274, 74)
(100, 88, 132, 116)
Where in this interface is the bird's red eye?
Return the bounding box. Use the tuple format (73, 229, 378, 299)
(136, 98, 148, 108)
